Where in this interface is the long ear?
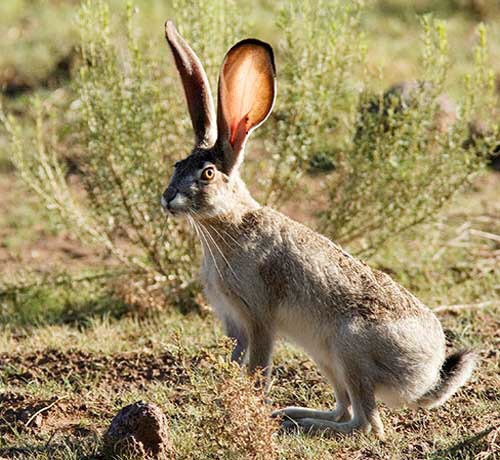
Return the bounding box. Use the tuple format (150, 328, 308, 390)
(165, 21, 216, 148)
(217, 39, 276, 174)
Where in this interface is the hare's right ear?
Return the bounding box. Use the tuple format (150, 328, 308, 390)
(165, 21, 216, 148)
(216, 39, 276, 174)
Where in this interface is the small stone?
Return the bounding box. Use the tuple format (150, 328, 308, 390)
(103, 401, 172, 459)
(31, 414, 43, 428)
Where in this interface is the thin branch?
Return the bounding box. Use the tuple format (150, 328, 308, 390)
(433, 300, 497, 313)
(0, 269, 141, 300)
(25, 397, 68, 427)
(345, 165, 477, 257)
(432, 222, 472, 261)
(469, 229, 500, 243)
(108, 156, 167, 276)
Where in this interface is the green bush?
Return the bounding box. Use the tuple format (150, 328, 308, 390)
(1, 0, 497, 304)
(262, 5, 497, 254)
(0, 0, 77, 91)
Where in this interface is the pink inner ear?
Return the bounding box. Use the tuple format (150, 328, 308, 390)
(229, 121, 239, 145)
(230, 115, 249, 144)
(230, 115, 250, 152)
(218, 40, 275, 161)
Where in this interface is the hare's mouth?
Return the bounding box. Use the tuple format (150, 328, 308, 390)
(160, 192, 190, 216)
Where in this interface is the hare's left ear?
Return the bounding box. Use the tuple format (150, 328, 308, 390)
(216, 39, 276, 174)
(165, 21, 217, 148)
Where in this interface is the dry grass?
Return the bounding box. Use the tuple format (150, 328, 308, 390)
(0, 299, 498, 459)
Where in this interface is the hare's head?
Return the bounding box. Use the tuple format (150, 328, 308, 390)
(161, 21, 275, 219)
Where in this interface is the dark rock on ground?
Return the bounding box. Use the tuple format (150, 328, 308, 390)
(103, 401, 173, 459)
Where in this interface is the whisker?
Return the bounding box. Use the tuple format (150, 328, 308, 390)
(187, 213, 204, 252)
(198, 221, 242, 284)
(186, 207, 242, 284)
(187, 214, 203, 252)
(187, 207, 246, 251)
(186, 214, 196, 235)
(206, 222, 245, 251)
(203, 222, 231, 249)
(193, 218, 223, 281)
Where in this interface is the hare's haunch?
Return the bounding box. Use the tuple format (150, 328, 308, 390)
(161, 21, 476, 438)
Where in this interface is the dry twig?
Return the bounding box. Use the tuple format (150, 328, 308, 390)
(25, 396, 68, 428)
(433, 300, 498, 313)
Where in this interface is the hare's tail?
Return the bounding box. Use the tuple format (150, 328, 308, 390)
(415, 350, 477, 409)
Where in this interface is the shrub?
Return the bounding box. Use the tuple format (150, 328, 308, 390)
(0, 0, 78, 94)
(1, 0, 497, 303)
(1, 0, 247, 304)
(185, 347, 278, 460)
(261, 5, 498, 255)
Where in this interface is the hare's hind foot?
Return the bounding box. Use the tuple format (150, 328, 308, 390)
(274, 387, 385, 439)
(280, 415, 384, 439)
(272, 363, 353, 423)
(272, 406, 351, 423)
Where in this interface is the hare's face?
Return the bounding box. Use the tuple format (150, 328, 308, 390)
(161, 147, 233, 218)
(162, 22, 275, 220)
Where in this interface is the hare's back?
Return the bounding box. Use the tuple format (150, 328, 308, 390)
(249, 207, 430, 322)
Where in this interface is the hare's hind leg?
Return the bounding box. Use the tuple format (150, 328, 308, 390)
(282, 389, 384, 438)
(278, 369, 385, 438)
(272, 363, 351, 423)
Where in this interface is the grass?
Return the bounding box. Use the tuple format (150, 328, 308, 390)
(0, 301, 498, 459)
(1, 0, 499, 459)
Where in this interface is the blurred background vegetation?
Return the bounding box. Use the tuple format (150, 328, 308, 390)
(0, 0, 498, 322)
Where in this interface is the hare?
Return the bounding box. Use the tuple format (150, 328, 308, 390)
(161, 21, 476, 438)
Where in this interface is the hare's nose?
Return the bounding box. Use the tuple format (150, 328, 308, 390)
(161, 186, 178, 209)
(164, 186, 178, 202)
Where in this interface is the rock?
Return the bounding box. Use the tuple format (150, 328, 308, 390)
(103, 401, 173, 459)
(464, 120, 500, 172)
(356, 80, 457, 137)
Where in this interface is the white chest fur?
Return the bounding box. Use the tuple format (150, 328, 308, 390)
(200, 254, 246, 326)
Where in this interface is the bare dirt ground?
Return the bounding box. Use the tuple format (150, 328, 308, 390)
(0, 350, 190, 452)
(0, 349, 191, 390)
(0, 175, 107, 276)
(0, 333, 498, 459)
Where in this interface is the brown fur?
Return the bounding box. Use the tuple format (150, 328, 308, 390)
(162, 21, 477, 438)
(204, 208, 428, 322)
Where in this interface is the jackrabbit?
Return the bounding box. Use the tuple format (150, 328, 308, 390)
(161, 21, 476, 438)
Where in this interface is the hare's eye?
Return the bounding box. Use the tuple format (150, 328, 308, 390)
(200, 166, 215, 181)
